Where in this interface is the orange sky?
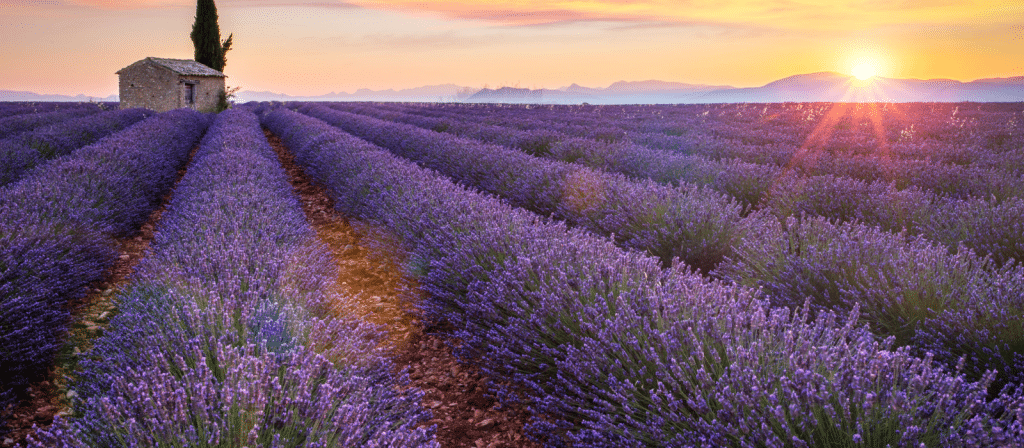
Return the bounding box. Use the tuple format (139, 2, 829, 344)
(1, 0, 1021, 96)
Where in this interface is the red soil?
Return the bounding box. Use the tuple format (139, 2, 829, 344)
(267, 130, 540, 448)
(2, 132, 540, 448)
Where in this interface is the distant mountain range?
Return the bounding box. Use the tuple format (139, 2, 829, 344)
(234, 84, 477, 103)
(465, 80, 738, 104)
(691, 72, 1024, 104)
(463, 73, 1024, 104)
(0, 90, 118, 102)
(4, 73, 1023, 104)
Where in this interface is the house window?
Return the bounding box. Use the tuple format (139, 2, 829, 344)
(184, 82, 196, 105)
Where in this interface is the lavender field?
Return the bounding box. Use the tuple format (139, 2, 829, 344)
(3, 101, 1024, 447)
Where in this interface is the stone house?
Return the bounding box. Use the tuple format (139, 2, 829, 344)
(117, 57, 226, 112)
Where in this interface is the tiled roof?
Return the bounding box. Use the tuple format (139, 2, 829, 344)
(121, 57, 227, 77)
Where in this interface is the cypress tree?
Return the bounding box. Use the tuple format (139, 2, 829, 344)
(220, 33, 233, 72)
(190, 0, 224, 72)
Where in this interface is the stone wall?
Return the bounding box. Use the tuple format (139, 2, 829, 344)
(178, 75, 224, 112)
(119, 61, 225, 112)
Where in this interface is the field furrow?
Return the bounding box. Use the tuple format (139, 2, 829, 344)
(3, 100, 1022, 447)
(267, 129, 538, 448)
(260, 105, 1024, 446)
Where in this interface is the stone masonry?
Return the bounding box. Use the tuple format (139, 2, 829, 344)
(117, 57, 226, 113)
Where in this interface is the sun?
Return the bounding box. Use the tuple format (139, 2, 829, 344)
(852, 63, 877, 80)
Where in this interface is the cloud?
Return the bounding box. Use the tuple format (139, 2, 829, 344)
(349, 0, 660, 26)
(62, 0, 360, 9)
(358, 30, 508, 49)
(51, 0, 1020, 32)
(230, 1, 361, 7)
(304, 28, 547, 52)
(606, 19, 786, 38)
(443, 8, 592, 26)
(345, 0, 1021, 32)
(848, 0, 962, 10)
(63, 0, 188, 8)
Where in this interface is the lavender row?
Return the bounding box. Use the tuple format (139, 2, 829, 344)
(0, 109, 209, 437)
(633, 132, 1024, 196)
(264, 106, 1024, 446)
(0, 102, 108, 121)
(715, 215, 1024, 389)
(415, 124, 1024, 264)
(31, 109, 435, 447)
(521, 130, 1024, 266)
(327, 102, 562, 157)
(344, 103, 859, 160)
(389, 103, 1024, 380)
(647, 103, 1024, 170)
(0, 108, 154, 187)
(765, 175, 1024, 265)
(439, 108, 1023, 266)
(369, 103, 1024, 200)
(0, 103, 60, 118)
(0, 107, 103, 140)
(453, 101, 1024, 181)
(545, 104, 1016, 197)
(299, 104, 746, 273)
(336, 102, 1023, 210)
(457, 102, 1022, 169)
(543, 137, 1024, 207)
(325, 104, 1024, 277)
(334, 103, 1024, 264)
(388, 102, 1024, 171)
(330, 103, 777, 207)
(621, 103, 1024, 186)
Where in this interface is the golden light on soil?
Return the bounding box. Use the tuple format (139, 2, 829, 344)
(852, 63, 878, 80)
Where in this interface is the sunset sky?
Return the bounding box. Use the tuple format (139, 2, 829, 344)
(1, 0, 1022, 97)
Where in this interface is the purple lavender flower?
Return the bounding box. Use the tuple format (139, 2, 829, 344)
(0, 108, 208, 432)
(261, 105, 1024, 446)
(0, 108, 153, 187)
(32, 109, 435, 447)
(299, 104, 745, 273)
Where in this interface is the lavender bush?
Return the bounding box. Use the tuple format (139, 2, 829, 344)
(0, 107, 101, 140)
(537, 284, 1022, 447)
(927, 197, 1024, 266)
(914, 262, 1024, 390)
(0, 109, 208, 436)
(333, 103, 776, 207)
(0, 103, 87, 119)
(264, 106, 1024, 446)
(0, 108, 153, 186)
(395, 102, 1020, 170)
(732, 171, 1024, 266)
(716, 216, 981, 339)
(546, 137, 778, 207)
(299, 104, 746, 273)
(0, 109, 209, 236)
(715, 214, 1024, 385)
(341, 105, 1024, 267)
(30, 110, 435, 447)
(762, 174, 938, 232)
(346, 102, 1024, 201)
(33, 340, 433, 448)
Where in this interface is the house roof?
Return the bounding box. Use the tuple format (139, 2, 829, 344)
(117, 57, 227, 78)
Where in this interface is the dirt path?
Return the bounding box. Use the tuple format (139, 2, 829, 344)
(266, 130, 540, 448)
(2, 146, 199, 447)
